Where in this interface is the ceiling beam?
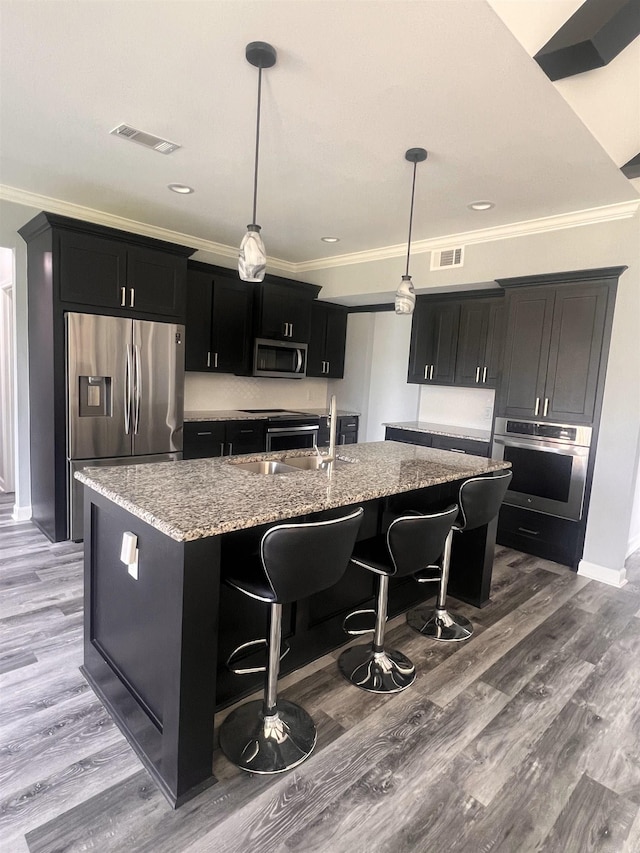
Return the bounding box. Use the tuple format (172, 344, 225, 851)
(534, 0, 640, 80)
(621, 154, 640, 179)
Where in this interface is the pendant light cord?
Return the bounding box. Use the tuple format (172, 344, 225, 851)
(405, 160, 417, 277)
(252, 65, 263, 225)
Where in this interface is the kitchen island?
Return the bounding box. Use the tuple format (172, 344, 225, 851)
(76, 441, 510, 807)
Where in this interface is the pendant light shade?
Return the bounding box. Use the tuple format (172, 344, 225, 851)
(239, 42, 277, 282)
(395, 147, 428, 315)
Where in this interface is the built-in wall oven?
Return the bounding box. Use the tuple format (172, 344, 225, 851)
(240, 409, 320, 452)
(492, 417, 592, 522)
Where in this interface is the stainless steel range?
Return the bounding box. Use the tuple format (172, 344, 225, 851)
(240, 409, 320, 452)
(491, 417, 592, 521)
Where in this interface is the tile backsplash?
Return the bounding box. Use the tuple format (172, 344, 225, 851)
(185, 373, 330, 412)
(418, 385, 495, 429)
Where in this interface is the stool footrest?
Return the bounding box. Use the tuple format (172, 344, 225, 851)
(226, 638, 290, 675)
(414, 565, 442, 583)
(342, 608, 380, 636)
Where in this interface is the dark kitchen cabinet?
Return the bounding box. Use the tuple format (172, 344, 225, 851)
(183, 420, 265, 459)
(497, 274, 616, 424)
(307, 301, 348, 378)
(407, 299, 460, 384)
(185, 262, 253, 375)
(385, 427, 489, 457)
(318, 414, 359, 447)
(58, 228, 188, 319)
(254, 279, 320, 343)
(455, 297, 505, 388)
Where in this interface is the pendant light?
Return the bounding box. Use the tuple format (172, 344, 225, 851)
(238, 41, 277, 282)
(395, 147, 428, 314)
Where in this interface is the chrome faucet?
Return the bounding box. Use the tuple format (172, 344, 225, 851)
(328, 394, 337, 463)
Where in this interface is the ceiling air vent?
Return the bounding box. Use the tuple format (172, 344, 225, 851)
(110, 124, 181, 155)
(431, 246, 465, 271)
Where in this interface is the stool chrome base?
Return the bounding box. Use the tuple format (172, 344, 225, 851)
(338, 643, 416, 693)
(219, 699, 317, 774)
(407, 607, 473, 642)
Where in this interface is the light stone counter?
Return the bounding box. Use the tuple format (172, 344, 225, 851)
(184, 408, 359, 422)
(76, 440, 508, 543)
(384, 421, 492, 443)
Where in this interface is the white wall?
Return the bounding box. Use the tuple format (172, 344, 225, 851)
(327, 311, 419, 441)
(418, 385, 495, 431)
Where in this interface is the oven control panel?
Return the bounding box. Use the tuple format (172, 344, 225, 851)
(494, 418, 592, 448)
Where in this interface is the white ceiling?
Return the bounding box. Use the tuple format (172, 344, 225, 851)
(1, 0, 638, 268)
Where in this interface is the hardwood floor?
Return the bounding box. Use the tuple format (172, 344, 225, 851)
(2, 490, 640, 852)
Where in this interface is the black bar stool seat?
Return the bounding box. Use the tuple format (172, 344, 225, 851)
(407, 469, 512, 641)
(338, 505, 458, 694)
(219, 507, 363, 775)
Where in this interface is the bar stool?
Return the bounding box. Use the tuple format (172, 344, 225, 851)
(219, 507, 363, 774)
(407, 469, 512, 642)
(338, 505, 459, 693)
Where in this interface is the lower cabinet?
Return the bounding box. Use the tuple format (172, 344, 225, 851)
(183, 420, 265, 459)
(385, 427, 490, 457)
(496, 504, 582, 568)
(318, 415, 359, 447)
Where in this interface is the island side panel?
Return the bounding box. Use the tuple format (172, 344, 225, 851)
(81, 487, 219, 807)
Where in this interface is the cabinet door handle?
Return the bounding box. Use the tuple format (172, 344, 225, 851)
(340, 434, 346, 444)
(197, 431, 213, 436)
(449, 448, 465, 453)
(543, 397, 549, 417)
(214, 352, 218, 368)
(283, 322, 288, 337)
(228, 442, 233, 455)
(534, 397, 540, 416)
(326, 361, 330, 374)
(475, 367, 480, 383)
(120, 286, 126, 307)
(482, 366, 487, 383)
(130, 288, 135, 308)
(220, 442, 225, 456)
(518, 527, 540, 536)
(424, 365, 429, 380)
(290, 323, 294, 338)
(429, 364, 434, 380)
(207, 352, 211, 368)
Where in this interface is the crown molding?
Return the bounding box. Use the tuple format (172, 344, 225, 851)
(296, 200, 640, 272)
(2, 184, 637, 276)
(0, 185, 297, 275)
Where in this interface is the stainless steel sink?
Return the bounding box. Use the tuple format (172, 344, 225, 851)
(230, 460, 300, 475)
(283, 455, 352, 470)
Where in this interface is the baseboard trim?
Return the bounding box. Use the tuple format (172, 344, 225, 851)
(577, 559, 627, 588)
(12, 504, 32, 522)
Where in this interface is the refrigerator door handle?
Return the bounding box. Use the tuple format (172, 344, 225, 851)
(124, 344, 133, 434)
(133, 344, 142, 434)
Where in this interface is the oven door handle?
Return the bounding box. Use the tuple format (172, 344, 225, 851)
(267, 425, 319, 434)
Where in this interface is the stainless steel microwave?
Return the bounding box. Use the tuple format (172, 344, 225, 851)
(253, 338, 307, 379)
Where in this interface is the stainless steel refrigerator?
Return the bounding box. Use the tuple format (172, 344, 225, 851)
(66, 312, 184, 540)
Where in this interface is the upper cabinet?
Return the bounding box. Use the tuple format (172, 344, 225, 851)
(408, 292, 504, 387)
(307, 301, 348, 378)
(455, 298, 505, 388)
(254, 278, 321, 343)
(408, 299, 460, 384)
(496, 269, 623, 424)
(185, 262, 253, 375)
(51, 218, 191, 320)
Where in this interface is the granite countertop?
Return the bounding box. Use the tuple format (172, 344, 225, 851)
(76, 441, 509, 543)
(384, 421, 492, 443)
(185, 408, 360, 422)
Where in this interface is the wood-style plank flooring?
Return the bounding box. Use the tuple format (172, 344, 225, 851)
(2, 490, 640, 852)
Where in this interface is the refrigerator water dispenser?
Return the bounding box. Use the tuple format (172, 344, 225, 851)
(79, 376, 111, 417)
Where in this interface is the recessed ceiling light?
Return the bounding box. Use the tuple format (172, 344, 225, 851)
(321, 236, 340, 243)
(468, 201, 494, 211)
(168, 183, 194, 194)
